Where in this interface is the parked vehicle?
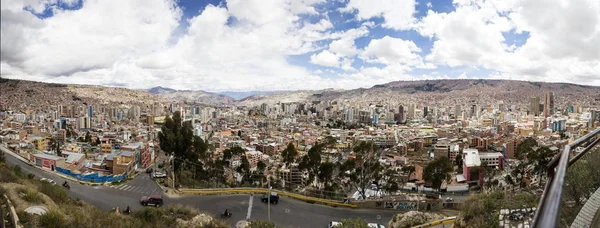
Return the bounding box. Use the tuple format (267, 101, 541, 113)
(146, 167, 153, 173)
(40, 178, 56, 185)
(152, 172, 167, 178)
(328, 221, 341, 228)
(140, 195, 163, 207)
(367, 223, 386, 228)
(261, 192, 279, 204)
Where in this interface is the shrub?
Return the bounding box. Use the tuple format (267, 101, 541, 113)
(22, 191, 44, 203)
(17, 211, 32, 225)
(133, 207, 166, 223)
(335, 218, 369, 228)
(39, 211, 66, 228)
(38, 182, 70, 204)
(248, 220, 277, 228)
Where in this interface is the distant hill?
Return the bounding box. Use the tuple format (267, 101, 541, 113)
(217, 91, 290, 100)
(146, 86, 235, 105)
(238, 79, 600, 107)
(147, 86, 177, 94)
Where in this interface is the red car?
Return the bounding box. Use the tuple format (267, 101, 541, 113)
(140, 194, 163, 207)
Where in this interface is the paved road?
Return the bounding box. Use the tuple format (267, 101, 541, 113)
(2, 147, 397, 227)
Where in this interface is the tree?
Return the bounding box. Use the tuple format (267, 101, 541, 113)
(344, 141, 383, 200)
(515, 138, 537, 160)
(257, 161, 266, 173)
(158, 111, 207, 173)
(237, 155, 251, 176)
(402, 165, 416, 183)
(84, 131, 91, 143)
(56, 140, 62, 157)
(455, 154, 463, 169)
(423, 157, 453, 191)
(318, 162, 335, 188)
(281, 143, 298, 165)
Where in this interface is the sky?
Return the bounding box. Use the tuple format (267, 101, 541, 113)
(1, 0, 599, 92)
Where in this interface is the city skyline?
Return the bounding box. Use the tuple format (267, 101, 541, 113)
(1, 0, 599, 92)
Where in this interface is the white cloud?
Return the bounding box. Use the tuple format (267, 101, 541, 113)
(360, 36, 422, 66)
(416, 0, 600, 85)
(342, 0, 416, 31)
(310, 50, 340, 67)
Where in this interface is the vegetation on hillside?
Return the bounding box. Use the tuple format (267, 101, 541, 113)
(0, 160, 228, 228)
(455, 191, 539, 228)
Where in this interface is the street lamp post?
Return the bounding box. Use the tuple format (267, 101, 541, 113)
(268, 175, 272, 222)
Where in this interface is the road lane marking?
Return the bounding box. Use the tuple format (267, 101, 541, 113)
(122, 185, 133, 191)
(246, 194, 253, 220)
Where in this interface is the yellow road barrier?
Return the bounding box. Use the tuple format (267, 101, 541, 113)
(180, 189, 357, 208)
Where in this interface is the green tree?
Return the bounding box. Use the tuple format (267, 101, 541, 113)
(56, 140, 62, 157)
(343, 141, 382, 200)
(281, 143, 298, 165)
(402, 165, 416, 182)
(455, 154, 463, 169)
(257, 161, 266, 173)
(158, 111, 206, 173)
(515, 137, 537, 160)
(423, 157, 453, 191)
(318, 162, 335, 188)
(84, 131, 91, 143)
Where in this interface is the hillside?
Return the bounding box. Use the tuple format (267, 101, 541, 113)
(238, 79, 600, 107)
(0, 78, 173, 111)
(146, 86, 235, 105)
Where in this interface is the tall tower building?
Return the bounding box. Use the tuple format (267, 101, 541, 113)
(455, 105, 461, 118)
(530, 97, 540, 116)
(88, 105, 94, 118)
(544, 92, 554, 117)
(407, 104, 416, 120)
(397, 105, 405, 123)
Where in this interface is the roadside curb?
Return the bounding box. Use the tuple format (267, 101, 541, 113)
(180, 188, 357, 208)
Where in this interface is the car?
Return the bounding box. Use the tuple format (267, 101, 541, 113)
(140, 195, 163, 207)
(152, 172, 167, 178)
(261, 192, 279, 204)
(328, 221, 341, 228)
(367, 223, 386, 228)
(146, 167, 153, 173)
(40, 178, 56, 185)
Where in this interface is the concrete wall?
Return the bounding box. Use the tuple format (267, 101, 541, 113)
(353, 199, 443, 211)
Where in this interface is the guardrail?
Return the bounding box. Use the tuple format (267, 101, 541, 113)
(411, 216, 457, 228)
(180, 188, 357, 208)
(532, 127, 600, 227)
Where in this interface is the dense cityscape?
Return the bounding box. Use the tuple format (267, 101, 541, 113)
(0, 77, 599, 227)
(1, 0, 600, 227)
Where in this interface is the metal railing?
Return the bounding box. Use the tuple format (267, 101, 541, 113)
(532, 127, 600, 227)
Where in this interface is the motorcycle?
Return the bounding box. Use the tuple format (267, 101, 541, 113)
(220, 211, 232, 219)
(62, 182, 70, 190)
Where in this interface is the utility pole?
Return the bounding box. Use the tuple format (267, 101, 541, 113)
(171, 153, 175, 189)
(268, 174, 271, 222)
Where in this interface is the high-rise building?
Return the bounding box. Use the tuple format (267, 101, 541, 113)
(397, 105, 405, 123)
(530, 97, 540, 116)
(57, 105, 64, 116)
(544, 92, 554, 117)
(455, 105, 461, 118)
(88, 105, 94, 118)
(407, 104, 416, 120)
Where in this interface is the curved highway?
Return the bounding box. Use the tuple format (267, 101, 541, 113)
(2, 148, 397, 227)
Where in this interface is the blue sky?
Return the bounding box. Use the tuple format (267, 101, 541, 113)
(2, 0, 598, 91)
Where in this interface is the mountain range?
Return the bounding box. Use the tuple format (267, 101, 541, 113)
(2, 77, 599, 109)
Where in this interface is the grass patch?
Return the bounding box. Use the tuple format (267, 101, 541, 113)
(39, 210, 67, 228)
(22, 191, 44, 203)
(37, 182, 70, 204)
